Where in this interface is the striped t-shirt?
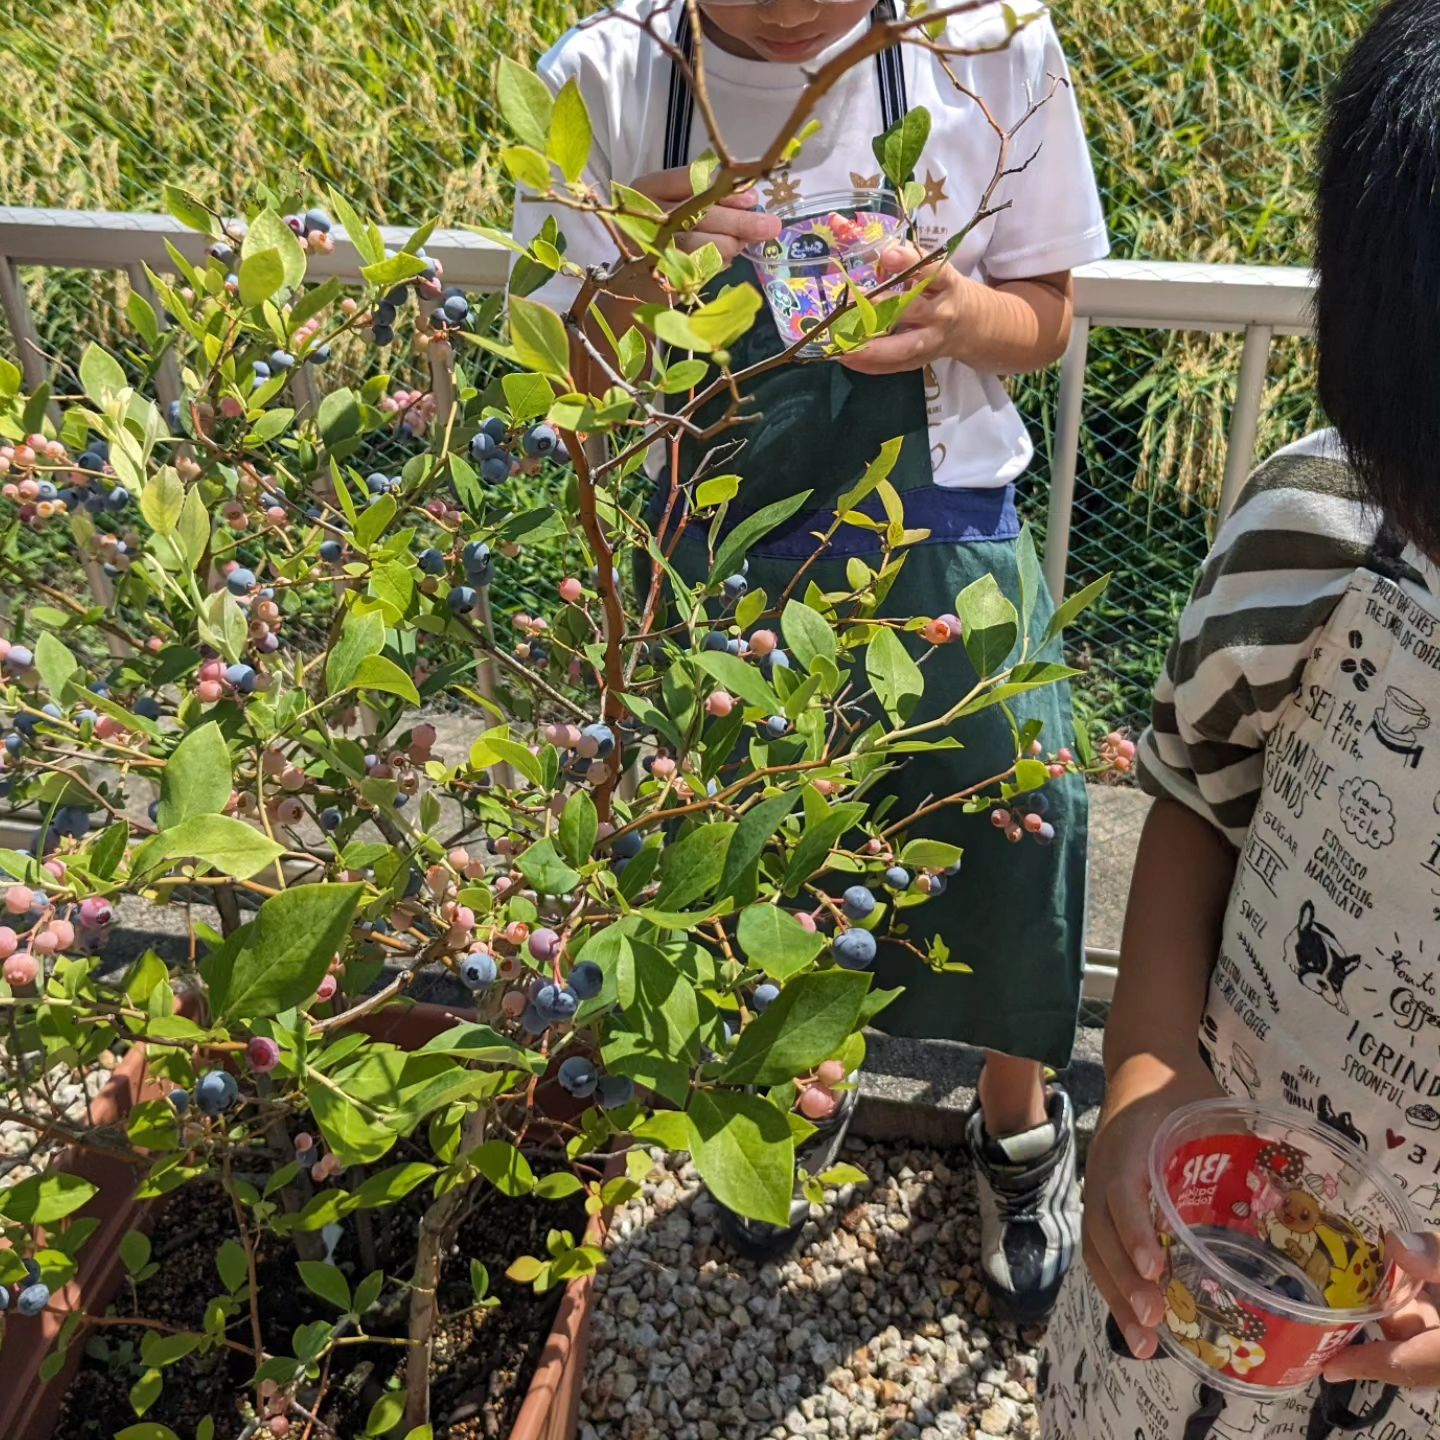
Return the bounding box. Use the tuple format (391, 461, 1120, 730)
(1138, 430, 1440, 845)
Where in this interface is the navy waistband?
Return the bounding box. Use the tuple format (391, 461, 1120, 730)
(670, 484, 1020, 560)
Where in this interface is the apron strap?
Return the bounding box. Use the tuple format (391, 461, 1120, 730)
(664, 0, 909, 171)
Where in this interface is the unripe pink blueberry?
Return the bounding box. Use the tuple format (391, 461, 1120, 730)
(799, 1086, 837, 1120)
(220, 395, 245, 419)
(0, 927, 16, 958)
(197, 680, 223, 704)
(448, 848, 470, 870)
(529, 928, 561, 962)
(504, 922, 529, 946)
(79, 897, 112, 928)
(796, 912, 817, 934)
(922, 618, 952, 646)
(990, 809, 1011, 830)
(1023, 812, 1044, 834)
(650, 756, 676, 780)
(816, 1059, 846, 1088)
(43, 860, 65, 882)
(452, 906, 475, 932)
(1057, 747, 1074, 764)
(863, 837, 883, 854)
(247, 1036, 281, 1073)
(5, 885, 32, 914)
(314, 974, 337, 1003)
(706, 691, 734, 718)
(1006, 824, 1024, 845)
(1047, 763, 1066, 779)
(293, 1131, 314, 1153)
(276, 797, 304, 826)
(31, 930, 57, 955)
(279, 766, 305, 792)
(749, 629, 777, 657)
(200, 659, 225, 682)
(3, 952, 37, 987)
(559, 577, 583, 604)
(501, 990, 527, 1018)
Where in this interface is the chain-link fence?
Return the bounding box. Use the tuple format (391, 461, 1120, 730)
(0, 0, 1377, 944)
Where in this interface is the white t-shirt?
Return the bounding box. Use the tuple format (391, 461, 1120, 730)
(511, 0, 1109, 489)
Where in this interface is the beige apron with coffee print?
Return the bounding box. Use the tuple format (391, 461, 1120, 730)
(1042, 565, 1440, 1440)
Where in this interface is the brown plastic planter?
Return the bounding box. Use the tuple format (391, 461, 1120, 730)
(0, 1001, 610, 1440)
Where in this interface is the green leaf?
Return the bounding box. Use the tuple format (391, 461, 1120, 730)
(133, 814, 283, 882)
(694, 651, 778, 712)
(349, 655, 421, 705)
(954, 662, 1082, 718)
(649, 284, 762, 354)
(414, 1022, 545, 1073)
(215, 1239, 248, 1293)
(238, 247, 285, 308)
(140, 466, 185, 536)
(87, 820, 129, 880)
(79, 342, 127, 404)
(117, 1423, 176, 1440)
(711, 491, 813, 585)
(34, 631, 80, 703)
(126, 1100, 178, 1152)
(305, 1081, 396, 1169)
(197, 589, 248, 665)
(559, 790, 598, 869)
(367, 560, 415, 623)
(659, 358, 708, 395)
(781, 600, 837, 672)
(509, 295, 570, 382)
(351, 1162, 437, 1209)
(177, 486, 210, 570)
(613, 941, 701, 1085)
(471, 1140, 535, 1197)
(326, 609, 385, 694)
(355, 493, 396, 549)
(517, 837, 582, 896)
(723, 969, 870, 1086)
(548, 77, 593, 183)
(202, 884, 361, 1022)
(127, 289, 160, 347)
(241, 209, 307, 296)
(366, 1391, 406, 1437)
(1015, 522, 1044, 638)
(497, 55, 555, 151)
(718, 790, 799, 904)
(686, 1089, 793, 1226)
(360, 252, 429, 289)
(298, 1261, 352, 1312)
(866, 628, 923, 724)
(1, 1172, 97, 1225)
(501, 371, 554, 424)
(328, 189, 383, 266)
(836, 437, 903, 514)
(694, 473, 739, 509)
(161, 183, 216, 236)
(957, 573, 1019, 678)
(654, 822, 734, 911)
(782, 803, 865, 895)
(318, 387, 362, 448)
(157, 722, 231, 829)
(872, 106, 932, 188)
(120, 1231, 152, 1276)
(898, 838, 964, 871)
(533, 1172, 584, 1199)
(735, 903, 826, 982)
(1043, 573, 1112, 646)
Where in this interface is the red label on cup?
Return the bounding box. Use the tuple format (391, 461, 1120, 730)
(1153, 1131, 1387, 1391)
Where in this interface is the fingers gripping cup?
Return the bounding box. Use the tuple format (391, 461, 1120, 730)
(746, 188, 906, 357)
(1148, 1100, 1421, 1395)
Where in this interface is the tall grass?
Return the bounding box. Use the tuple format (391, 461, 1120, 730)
(0, 0, 1376, 722)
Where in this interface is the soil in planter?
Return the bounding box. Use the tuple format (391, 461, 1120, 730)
(53, 1165, 588, 1439)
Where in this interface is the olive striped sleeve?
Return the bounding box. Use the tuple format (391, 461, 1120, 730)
(1136, 436, 1378, 847)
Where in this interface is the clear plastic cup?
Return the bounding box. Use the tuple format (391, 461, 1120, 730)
(745, 188, 906, 358)
(1148, 1099, 1422, 1395)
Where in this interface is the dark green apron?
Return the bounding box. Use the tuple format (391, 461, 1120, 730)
(654, 2, 1086, 1067)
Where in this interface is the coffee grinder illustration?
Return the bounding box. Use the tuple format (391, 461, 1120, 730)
(1370, 685, 1430, 767)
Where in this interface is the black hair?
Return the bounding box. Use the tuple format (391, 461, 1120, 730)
(1316, 0, 1440, 558)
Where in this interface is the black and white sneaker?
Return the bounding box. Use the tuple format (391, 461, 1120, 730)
(715, 1080, 859, 1262)
(966, 1084, 1080, 1325)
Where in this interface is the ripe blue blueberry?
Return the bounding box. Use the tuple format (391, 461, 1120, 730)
(208, 242, 235, 265)
(722, 574, 747, 601)
(535, 983, 579, 1023)
(483, 417, 509, 442)
(842, 885, 876, 920)
(460, 950, 498, 990)
(581, 723, 615, 758)
(885, 866, 911, 891)
(557, 1055, 598, 1098)
(702, 631, 729, 652)
(195, 1069, 240, 1116)
(1026, 792, 1050, 816)
(374, 301, 398, 327)
(926, 873, 948, 897)
(462, 541, 493, 585)
(442, 294, 469, 323)
(569, 961, 604, 1001)
(481, 453, 511, 485)
(520, 1003, 550, 1035)
(311, 344, 331, 364)
(225, 663, 257, 693)
(4, 734, 22, 756)
(418, 547, 446, 575)
(596, 1073, 635, 1109)
(365, 472, 389, 495)
(252, 360, 271, 380)
(470, 431, 496, 460)
(1035, 822, 1056, 847)
(762, 716, 789, 739)
(16, 1283, 50, 1317)
(134, 696, 161, 720)
(447, 585, 478, 615)
(318, 540, 344, 564)
(268, 350, 295, 371)
(107, 487, 130, 510)
(753, 982, 781, 1012)
(760, 649, 790, 680)
(372, 324, 395, 346)
(226, 567, 256, 595)
(36, 481, 57, 502)
(78, 449, 102, 470)
(303, 208, 332, 234)
(0, 1286, 9, 1311)
(523, 424, 558, 458)
(169, 1087, 191, 1113)
(611, 830, 643, 861)
(320, 807, 342, 831)
(834, 930, 877, 970)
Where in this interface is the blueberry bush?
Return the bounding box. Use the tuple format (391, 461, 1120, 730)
(0, 13, 1110, 1435)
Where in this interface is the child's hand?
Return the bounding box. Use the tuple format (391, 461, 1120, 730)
(1321, 1232, 1440, 1387)
(1081, 1058, 1223, 1360)
(630, 170, 781, 263)
(836, 242, 979, 375)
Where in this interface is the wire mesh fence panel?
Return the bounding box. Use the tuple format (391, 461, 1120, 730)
(0, 0, 1377, 950)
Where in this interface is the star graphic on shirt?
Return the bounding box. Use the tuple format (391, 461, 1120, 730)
(764, 172, 802, 208)
(921, 169, 950, 211)
(850, 171, 882, 190)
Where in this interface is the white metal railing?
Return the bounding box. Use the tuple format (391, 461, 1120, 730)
(0, 207, 1321, 999)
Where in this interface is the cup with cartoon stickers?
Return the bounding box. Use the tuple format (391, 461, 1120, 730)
(745, 187, 906, 357)
(1148, 1100, 1422, 1395)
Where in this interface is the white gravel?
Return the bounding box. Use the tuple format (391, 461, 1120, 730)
(0, 1052, 115, 1185)
(580, 1141, 1044, 1440)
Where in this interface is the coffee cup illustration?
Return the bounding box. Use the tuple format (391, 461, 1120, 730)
(1377, 687, 1430, 741)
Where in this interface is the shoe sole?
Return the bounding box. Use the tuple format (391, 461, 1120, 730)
(983, 1274, 1063, 1327)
